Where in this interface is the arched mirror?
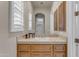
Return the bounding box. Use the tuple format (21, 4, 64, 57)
(35, 13, 45, 35)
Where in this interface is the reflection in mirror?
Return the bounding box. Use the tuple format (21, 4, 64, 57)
(35, 13, 45, 35)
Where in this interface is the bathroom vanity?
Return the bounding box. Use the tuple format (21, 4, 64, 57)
(17, 37, 67, 57)
(17, 44, 67, 57)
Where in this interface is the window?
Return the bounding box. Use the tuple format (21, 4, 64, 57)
(10, 1, 24, 32)
(35, 14, 45, 34)
(28, 13, 32, 31)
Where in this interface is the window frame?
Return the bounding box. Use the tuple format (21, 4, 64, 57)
(35, 13, 45, 34)
(10, 1, 24, 32)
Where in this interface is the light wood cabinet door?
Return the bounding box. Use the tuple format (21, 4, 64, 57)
(17, 44, 30, 51)
(31, 45, 51, 51)
(54, 52, 66, 57)
(31, 51, 51, 57)
(17, 51, 30, 57)
(54, 44, 66, 52)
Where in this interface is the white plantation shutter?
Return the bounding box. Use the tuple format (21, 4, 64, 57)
(10, 1, 24, 32)
(29, 13, 32, 31)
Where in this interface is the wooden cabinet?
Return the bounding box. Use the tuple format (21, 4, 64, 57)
(17, 44, 67, 57)
(17, 44, 30, 51)
(31, 45, 51, 51)
(54, 44, 66, 51)
(31, 51, 51, 57)
(53, 44, 67, 57)
(54, 52, 66, 57)
(17, 51, 30, 57)
(30, 45, 51, 57)
(54, 2, 66, 31)
(17, 44, 31, 57)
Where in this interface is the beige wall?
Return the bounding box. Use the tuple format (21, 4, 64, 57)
(0, 1, 16, 56)
(0, 1, 9, 56)
(0, 1, 33, 56)
(32, 7, 51, 35)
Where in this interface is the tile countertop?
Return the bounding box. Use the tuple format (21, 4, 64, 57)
(17, 37, 67, 44)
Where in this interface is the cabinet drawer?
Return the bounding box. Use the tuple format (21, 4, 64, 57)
(31, 45, 51, 51)
(31, 51, 51, 57)
(54, 52, 66, 57)
(17, 44, 30, 51)
(54, 44, 66, 51)
(17, 51, 30, 57)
